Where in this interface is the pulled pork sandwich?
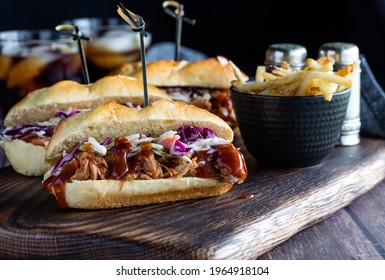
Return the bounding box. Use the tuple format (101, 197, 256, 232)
(0, 75, 171, 176)
(110, 56, 249, 133)
(42, 100, 248, 209)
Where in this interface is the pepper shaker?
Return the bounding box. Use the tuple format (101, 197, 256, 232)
(319, 42, 361, 146)
(265, 43, 307, 70)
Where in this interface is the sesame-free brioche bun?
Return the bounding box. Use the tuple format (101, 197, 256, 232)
(110, 56, 249, 89)
(46, 100, 234, 164)
(45, 176, 232, 209)
(4, 75, 171, 127)
(1, 140, 51, 176)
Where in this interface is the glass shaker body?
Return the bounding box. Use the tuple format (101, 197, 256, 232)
(319, 42, 361, 146)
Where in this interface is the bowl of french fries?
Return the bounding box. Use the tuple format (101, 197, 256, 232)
(229, 56, 353, 168)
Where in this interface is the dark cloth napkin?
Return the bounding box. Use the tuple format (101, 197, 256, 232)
(146, 41, 207, 62)
(360, 54, 385, 138)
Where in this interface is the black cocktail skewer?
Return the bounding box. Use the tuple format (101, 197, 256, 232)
(117, 2, 150, 107)
(55, 24, 90, 84)
(162, 1, 196, 61)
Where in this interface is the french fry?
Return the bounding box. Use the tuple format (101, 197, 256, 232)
(310, 71, 352, 88)
(335, 64, 354, 77)
(229, 60, 246, 83)
(257, 87, 280, 96)
(307, 79, 339, 101)
(255, 66, 265, 82)
(232, 72, 303, 92)
(231, 56, 353, 101)
(262, 72, 278, 81)
(296, 71, 314, 96)
(286, 80, 301, 95)
(268, 65, 292, 77)
(305, 57, 334, 72)
(280, 61, 292, 71)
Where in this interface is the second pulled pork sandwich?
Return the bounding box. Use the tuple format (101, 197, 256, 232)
(110, 56, 249, 132)
(0, 75, 171, 176)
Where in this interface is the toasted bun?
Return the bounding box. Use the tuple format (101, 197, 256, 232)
(111, 56, 249, 88)
(46, 177, 232, 209)
(4, 75, 171, 127)
(46, 100, 234, 164)
(1, 140, 51, 176)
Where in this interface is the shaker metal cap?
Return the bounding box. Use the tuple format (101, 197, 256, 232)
(318, 42, 359, 65)
(265, 43, 307, 67)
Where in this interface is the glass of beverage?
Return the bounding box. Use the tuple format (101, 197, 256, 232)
(0, 29, 83, 119)
(0, 29, 84, 168)
(63, 17, 152, 81)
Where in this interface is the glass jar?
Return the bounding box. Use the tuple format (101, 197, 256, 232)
(63, 17, 152, 81)
(0, 29, 83, 119)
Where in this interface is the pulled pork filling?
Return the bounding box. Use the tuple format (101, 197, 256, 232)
(0, 105, 139, 147)
(42, 126, 248, 209)
(160, 87, 237, 129)
(0, 109, 83, 147)
(61, 140, 200, 182)
(0, 120, 58, 147)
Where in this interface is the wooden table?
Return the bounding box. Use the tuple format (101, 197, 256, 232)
(258, 178, 385, 260)
(1, 136, 385, 260)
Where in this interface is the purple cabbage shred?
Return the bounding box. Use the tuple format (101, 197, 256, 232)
(56, 109, 82, 120)
(177, 125, 217, 142)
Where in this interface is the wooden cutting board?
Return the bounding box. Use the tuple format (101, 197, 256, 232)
(1, 136, 385, 260)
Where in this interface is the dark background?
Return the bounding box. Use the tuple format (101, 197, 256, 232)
(1, 0, 385, 87)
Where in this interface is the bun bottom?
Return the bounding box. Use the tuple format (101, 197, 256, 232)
(1, 139, 51, 176)
(63, 178, 233, 209)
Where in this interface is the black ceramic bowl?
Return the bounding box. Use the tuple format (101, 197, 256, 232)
(231, 87, 351, 168)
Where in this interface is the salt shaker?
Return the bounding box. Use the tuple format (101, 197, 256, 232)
(264, 43, 307, 70)
(319, 42, 361, 146)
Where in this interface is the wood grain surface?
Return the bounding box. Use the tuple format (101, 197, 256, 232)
(1, 136, 385, 260)
(258, 179, 385, 260)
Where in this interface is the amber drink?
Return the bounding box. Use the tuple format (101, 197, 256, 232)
(63, 18, 152, 81)
(0, 29, 83, 119)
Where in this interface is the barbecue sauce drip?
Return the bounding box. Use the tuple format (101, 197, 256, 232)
(217, 144, 248, 181)
(196, 144, 248, 181)
(107, 137, 132, 179)
(42, 159, 78, 209)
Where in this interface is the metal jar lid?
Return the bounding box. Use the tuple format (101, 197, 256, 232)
(265, 43, 307, 68)
(318, 42, 359, 66)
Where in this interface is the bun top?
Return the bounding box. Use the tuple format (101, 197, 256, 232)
(4, 75, 171, 127)
(111, 56, 249, 88)
(46, 100, 234, 163)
